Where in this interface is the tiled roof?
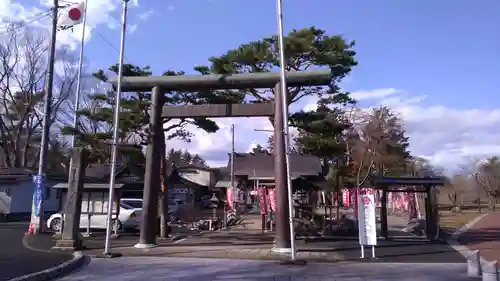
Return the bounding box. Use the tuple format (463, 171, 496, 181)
(84, 163, 145, 182)
(0, 163, 145, 184)
(214, 166, 231, 181)
(0, 167, 68, 183)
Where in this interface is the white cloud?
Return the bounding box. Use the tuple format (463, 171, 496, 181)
(362, 91, 500, 172)
(351, 88, 401, 101)
(0, 0, 129, 49)
(165, 117, 274, 167)
(302, 101, 318, 112)
(137, 8, 153, 21)
(164, 88, 500, 173)
(128, 23, 137, 34)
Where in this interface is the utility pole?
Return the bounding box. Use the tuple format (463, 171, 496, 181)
(29, 0, 59, 235)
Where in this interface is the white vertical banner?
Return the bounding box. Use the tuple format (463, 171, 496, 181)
(357, 188, 377, 246)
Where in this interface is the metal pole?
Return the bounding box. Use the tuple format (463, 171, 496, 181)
(231, 124, 236, 212)
(69, 0, 89, 150)
(104, 0, 129, 255)
(58, 0, 88, 236)
(276, 0, 296, 260)
(29, 0, 59, 235)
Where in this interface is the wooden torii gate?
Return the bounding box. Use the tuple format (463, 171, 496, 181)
(109, 69, 333, 251)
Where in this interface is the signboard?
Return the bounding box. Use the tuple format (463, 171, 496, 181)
(61, 191, 116, 215)
(268, 189, 276, 212)
(357, 188, 377, 246)
(226, 187, 234, 210)
(258, 187, 267, 215)
(172, 187, 188, 194)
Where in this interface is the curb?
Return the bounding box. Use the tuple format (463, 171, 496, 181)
(84, 234, 190, 258)
(7, 251, 88, 281)
(443, 213, 496, 272)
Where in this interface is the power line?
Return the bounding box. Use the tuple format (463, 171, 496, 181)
(2, 5, 134, 66)
(0, 9, 52, 36)
(94, 30, 133, 64)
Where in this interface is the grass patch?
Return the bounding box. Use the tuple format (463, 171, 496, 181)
(439, 210, 484, 233)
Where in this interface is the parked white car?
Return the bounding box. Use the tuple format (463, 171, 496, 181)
(121, 198, 181, 215)
(46, 202, 142, 232)
(120, 198, 143, 210)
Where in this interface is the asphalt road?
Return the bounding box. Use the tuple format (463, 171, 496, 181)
(0, 222, 72, 281)
(21, 223, 197, 253)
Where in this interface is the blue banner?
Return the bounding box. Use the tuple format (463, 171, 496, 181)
(32, 174, 45, 217)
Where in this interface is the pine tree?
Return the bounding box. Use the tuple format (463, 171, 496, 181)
(61, 63, 244, 164)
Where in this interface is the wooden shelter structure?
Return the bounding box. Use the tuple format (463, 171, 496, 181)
(372, 176, 444, 241)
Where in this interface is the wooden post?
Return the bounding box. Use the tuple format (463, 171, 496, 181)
(135, 86, 163, 248)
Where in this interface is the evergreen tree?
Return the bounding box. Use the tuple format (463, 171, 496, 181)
(205, 27, 357, 126)
(61, 64, 244, 163)
(252, 144, 268, 154)
(293, 104, 349, 158)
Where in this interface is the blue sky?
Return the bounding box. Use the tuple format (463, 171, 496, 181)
(88, 0, 500, 108)
(4, 0, 500, 170)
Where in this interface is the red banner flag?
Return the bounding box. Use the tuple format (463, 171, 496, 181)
(268, 189, 276, 212)
(226, 188, 234, 211)
(258, 187, 268, 215)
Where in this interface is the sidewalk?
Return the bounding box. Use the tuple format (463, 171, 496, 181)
(458, 212, 500, 262)
(82, 226, 465, 264)
(58, 256, 470, 281)
(231, 213, 264, 232)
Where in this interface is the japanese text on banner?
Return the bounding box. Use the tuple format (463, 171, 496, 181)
(357, 188, 377, 246)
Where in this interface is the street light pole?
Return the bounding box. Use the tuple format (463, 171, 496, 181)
(69, 0, 89, 150)
(103, 0, 129, 256)
(276, 0, 299, 263)
(29, 0, 59, 235)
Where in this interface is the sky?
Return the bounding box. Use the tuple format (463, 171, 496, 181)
(2, 0, 500, 172)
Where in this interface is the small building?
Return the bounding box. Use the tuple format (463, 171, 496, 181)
(215, 152, 328, 206)
(53, 163, 146, 213)
(0, 168, 66, 221)
(166, 164, 218, 204)
(217, 152, 326, 187)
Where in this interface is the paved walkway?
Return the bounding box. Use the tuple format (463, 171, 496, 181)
(60, 257, 469, 281)
(82, 229, 465, 264)
(459, 212, 500, 262)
